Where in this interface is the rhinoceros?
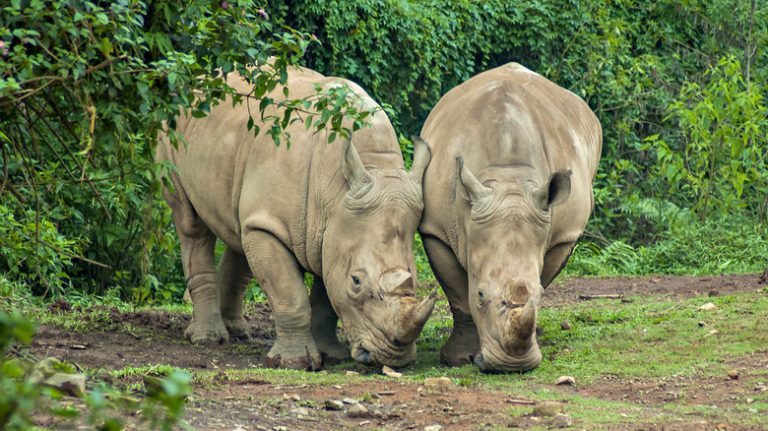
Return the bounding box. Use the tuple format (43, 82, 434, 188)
(416, 63, 602, 372)
(157, 65, 435, 370)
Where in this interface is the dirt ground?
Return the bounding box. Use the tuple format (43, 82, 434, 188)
(27, 274, 768, 431)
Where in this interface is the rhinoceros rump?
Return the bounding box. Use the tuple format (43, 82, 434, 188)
(417, 63, 602, 372)
(157, 66, 435, 370)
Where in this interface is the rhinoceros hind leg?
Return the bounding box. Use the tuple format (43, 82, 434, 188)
(167, 195, 229, 344)
(242, 229, 321, 370)
(218, 247, 253, 341)
(177, 232, 229, 345)
(422, 235, 479, 367)
(310, 277, 350, 364)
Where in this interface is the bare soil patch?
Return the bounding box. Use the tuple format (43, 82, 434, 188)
(544, 273, 763, 306)
(25, 274, 768, 430)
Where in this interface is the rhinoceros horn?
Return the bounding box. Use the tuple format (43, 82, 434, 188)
(457, 157, 491, 205)
(392, 290, 438, 345)
(341, 139, 374, 194)
(409, 136, 432, 185)
(503, 297, 537, 347)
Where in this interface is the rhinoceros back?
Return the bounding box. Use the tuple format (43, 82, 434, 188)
(419, 62, 602, 263)
(157, 66, 402, 269)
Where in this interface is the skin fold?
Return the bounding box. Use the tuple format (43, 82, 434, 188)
(417, 62, 602, 372)
(157, 65, 435, 370)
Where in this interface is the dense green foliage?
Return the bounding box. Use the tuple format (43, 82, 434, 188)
(278, 0, 768, 241)
(1, 0, 766, 300)
(0, 0, 371, 300)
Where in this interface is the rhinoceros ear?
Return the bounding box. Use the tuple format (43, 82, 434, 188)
(341, 139, 374, 194)
(544, 170, 572, 208)
(457, 157, 491, 205)
(409, 136, 431, 185)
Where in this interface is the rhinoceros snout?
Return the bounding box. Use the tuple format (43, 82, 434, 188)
(353, 347, 373, 365)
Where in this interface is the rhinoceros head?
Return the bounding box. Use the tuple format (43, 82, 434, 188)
(321, 138, 436, 367)
(456, 157, 572, 372)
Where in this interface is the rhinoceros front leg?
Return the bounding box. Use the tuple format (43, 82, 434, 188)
(422, 235, 480, 367)
(310, 277, 350, 364)
(218, 247, 253, 341)
(242, 229, 322, 370)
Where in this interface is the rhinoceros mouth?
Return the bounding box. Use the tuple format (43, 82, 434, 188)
(350, 339, 415, 368)
(474, 343, 542, 373)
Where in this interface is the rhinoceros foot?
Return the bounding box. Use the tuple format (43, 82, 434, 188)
(223, 316, 251, 342)
(266, 342, 322, 371)
(316, 338, 350, 365)
(440, 332, 480, 367)
(185, 317, 230, 345)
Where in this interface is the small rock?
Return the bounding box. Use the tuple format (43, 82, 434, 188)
(699, 302, 717, 311)
(727, 370, 739, 380)
(291, 407, 310, 416)
(556, 376, 576, 386)
(424, 425, 442, 431)
(382, 365, 402, 378)
(342, 397, 357, 404)
(424, 377, 452, 387)
(232, 427, 246, 431)
(347, 403, 369, 417)
(533, 401, 563, 417)
(291, 394, 300, 401)
(560, 321, 571, 330)
(746, 398, 755, 404)
(332, 385, 342, 389)
(324, 400, 344, 411)
(552, 413, 573, 428)
(273, 427, 287, 431)
(45, 373, 86, 397)
(698, 321, 706, 327)
(345, 371, 360, 376)
(704, 329, 720, 337)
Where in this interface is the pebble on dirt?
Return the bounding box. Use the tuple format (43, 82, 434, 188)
(382, 365, 403, 378)
(45, 373, 86, 397)
(699, 302, 717, 311)
(560, 321, 571, 330)
(727, 370, 740, 380)
(552, 413, 573, 428)
(533, 401, 564, 417)
(347, 403, 369, 417)
(556, 375, 576, 385)
(424, 377, 452, 387)
(324, 400, 344, 410)
(698, 321, 707, 327)
(424, 425, 442, 431)
(290, 407, 310, 416)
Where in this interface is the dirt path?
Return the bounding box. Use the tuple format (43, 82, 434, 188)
(27, 274, 768, 430)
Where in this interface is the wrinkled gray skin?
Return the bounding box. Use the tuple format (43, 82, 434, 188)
(417, 63, 602, 372)
(157, 66, 435, 370)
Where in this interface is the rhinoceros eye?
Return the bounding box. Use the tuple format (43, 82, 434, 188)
(351, 275, 361, 286)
